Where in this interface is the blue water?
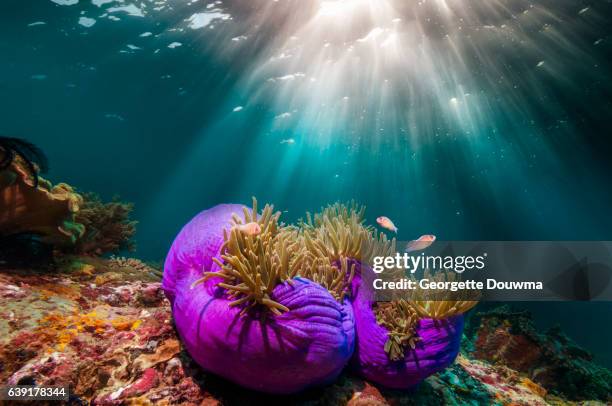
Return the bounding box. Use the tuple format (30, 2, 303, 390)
(1, 0, 611, 366)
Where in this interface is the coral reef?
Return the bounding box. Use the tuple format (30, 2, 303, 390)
(1, 196, 610, 403)
(69, 192, 137, 256)
(0, 155, 84, 248)
(0, 141, 136, 263)
(1, 259, 609, 404)
(466, 305, 612, 402)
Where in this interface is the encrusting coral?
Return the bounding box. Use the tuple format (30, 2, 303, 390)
(2, 258, 609, 405)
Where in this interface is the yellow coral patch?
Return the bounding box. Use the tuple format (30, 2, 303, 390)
(110, 316, 139, 331)
(94, 272, 121, 286)
(36, 311, 109, 352)
(520, 377, 547, 398)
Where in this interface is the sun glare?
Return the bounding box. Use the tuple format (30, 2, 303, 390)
(221, 0, 597, 152)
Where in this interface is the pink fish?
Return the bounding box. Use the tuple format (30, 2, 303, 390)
(376, 216, 398, 233)
(405, 234, 436, 252)
(234, 222, 262, 236)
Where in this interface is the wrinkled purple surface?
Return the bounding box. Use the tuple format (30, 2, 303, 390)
(350, 263, 464, 389)
(163, 204, 355, 394)
(163, 204, 245, 304)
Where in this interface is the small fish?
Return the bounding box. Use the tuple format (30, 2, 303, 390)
(376, 216, 398, 233)
(405, 235, 436, 252)
(234, 222, 261, 236)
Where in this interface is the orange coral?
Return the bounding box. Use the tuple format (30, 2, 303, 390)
(36, 311, 109, 352)
(111, 316, 141, 331)
(0, 157, 84, 246)
(520, 377, 547, 398)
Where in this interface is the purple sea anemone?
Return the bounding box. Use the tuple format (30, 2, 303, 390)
(349, 264, 472, 389)
(163, 200, 477, 393)
(162, 203, 243, 305)
(163, 201, 355, 394)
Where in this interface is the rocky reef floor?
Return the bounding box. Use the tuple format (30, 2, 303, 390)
(0, 257, 610, 405)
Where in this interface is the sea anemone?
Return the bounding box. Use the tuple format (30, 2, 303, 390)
(163, 199, 477, 393)
(189, 199, 301, 314)
(163, 199, 355, 394)
(350, 264, 478, 389)
(374, 299, 421, 362)
(408, 271, 480, 320)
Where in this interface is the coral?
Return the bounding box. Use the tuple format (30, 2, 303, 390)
(0, 136, 48, 188)
(0, 155, 84, 247)
(108, 255, 162, 279)
(466, 305, 612, 401)
(1, 260, 610, 404)
(70, 192, 137, 256)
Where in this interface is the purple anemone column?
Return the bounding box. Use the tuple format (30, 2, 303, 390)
(350, 263, 464, 389)
(163, 204, 355, 394)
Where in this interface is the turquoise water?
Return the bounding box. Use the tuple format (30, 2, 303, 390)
(1, 0, 611, 364)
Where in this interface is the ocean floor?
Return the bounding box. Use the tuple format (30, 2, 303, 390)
(0, 257, 610, 405)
